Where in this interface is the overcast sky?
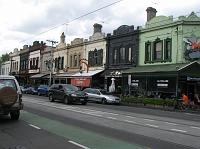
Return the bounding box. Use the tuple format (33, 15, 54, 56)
(0, 0, 199, 56)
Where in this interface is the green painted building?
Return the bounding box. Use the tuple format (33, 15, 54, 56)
(123, 7, 200, 98)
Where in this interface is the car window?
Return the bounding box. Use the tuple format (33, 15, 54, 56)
(63, 84, 78, 91)
(99, 90, 112, 95)
(84, 88, 90, 93)
(0, 79, 17, 90)
(92, 89, 100, 95)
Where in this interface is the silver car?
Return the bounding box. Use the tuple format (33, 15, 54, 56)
(83, 88, 120, 104)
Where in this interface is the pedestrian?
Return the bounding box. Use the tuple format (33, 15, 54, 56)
(182, 93, 189, 106)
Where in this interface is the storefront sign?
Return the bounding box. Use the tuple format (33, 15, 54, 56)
(183, 37, 200, 60)
(71, 78, 91, 87)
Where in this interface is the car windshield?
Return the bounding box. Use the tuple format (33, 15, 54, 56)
(99, 90, 112, 95)
(63, 84, 78, 91)
(40, 85, 48, 88)
(0, 79, 17, 90)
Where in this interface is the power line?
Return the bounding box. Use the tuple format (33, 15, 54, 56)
(20, 0, 125, 43)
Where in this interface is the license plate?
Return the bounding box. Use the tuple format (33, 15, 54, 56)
(80, 98, 85, 101)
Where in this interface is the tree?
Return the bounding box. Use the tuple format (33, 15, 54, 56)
(0, 53, 9, 65)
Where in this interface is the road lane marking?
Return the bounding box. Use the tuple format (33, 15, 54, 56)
(87, 113, 103, 117)
(124, 120, 138, 124)
(164, 122, 178, 126)
(145, 124, 159, 128)
(107, 117, 117, 120)
(68, 140, 90, 149)
(125, 115, 136, 119)
(170, 129, 187, 133)
(29, 124, 41, 130)
(143, 118, 155, 122)
(190, 126, 200, 130)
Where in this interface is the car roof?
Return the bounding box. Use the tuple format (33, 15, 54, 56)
(0, 75, 15, 79)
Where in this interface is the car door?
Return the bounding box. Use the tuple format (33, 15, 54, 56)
(90, 89, 101, 102)
(57, 85, 65, 101)
(84, 89, 94, 101)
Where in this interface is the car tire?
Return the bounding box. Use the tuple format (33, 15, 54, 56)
(49, 94, 54, 102)
(102, 98, 107, 104)
(10, 111, 20, 120)
(81, 101, 87, 105)
(64, 96, 70, 104)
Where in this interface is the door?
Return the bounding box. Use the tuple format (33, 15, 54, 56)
(57, 85, 65, 100)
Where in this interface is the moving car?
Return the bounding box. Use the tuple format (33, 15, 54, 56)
(0, 75, 23, 120)
(37, 85, 49, 96)
(83, 88, 121, 104)
(48, 84, 88, 105)
(25, 87, 38, 95)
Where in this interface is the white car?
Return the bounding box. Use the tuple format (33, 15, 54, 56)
(83, 88, 120, 104)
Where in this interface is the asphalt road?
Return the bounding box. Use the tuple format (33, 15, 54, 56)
(1, 94, 200, 149)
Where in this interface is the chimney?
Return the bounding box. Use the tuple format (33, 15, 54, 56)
(146, 7, 157, 21)
(93, 23, 102, 34)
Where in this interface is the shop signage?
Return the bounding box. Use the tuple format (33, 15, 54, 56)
(183, 37, 200, 60)
(71, 78, 91, 87)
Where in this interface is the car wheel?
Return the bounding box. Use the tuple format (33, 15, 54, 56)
(102, 98, 107, 104)
(49, 94, 54, 102)
(81, 101, 87, 105)
(64, 96, 70, 104)
(10, 111, 20, 120)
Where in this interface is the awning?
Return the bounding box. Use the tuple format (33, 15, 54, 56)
(30, 73, 49, 79)
(72, 69, 104, 77)
(123, 61, 200, 77)
(101, 69, 124, 77)
(54, 72, 76, 78)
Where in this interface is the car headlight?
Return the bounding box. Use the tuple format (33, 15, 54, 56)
(71, 93, 77, 97)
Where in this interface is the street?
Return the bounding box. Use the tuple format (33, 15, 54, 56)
(1, 95, 200, 149)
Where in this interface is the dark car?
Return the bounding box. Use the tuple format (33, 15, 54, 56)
(48, 84, 88, 105)
(37, 85, 49, 96)
(25, 87, 38, 95)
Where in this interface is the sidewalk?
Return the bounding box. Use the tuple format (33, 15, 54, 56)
(121, 102, 200, 114)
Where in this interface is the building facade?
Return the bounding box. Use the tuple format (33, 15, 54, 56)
(123, 7, 200, 97)
(106, 25, 139, 93)
(1, 61, 10, 75)
(9, 48, 20, 77)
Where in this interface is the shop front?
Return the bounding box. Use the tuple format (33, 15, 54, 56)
(123, 61, 200, 98)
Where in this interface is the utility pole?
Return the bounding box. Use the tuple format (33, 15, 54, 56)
(46, 40, 58, 87)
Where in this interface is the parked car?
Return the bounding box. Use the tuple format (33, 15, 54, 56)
(0, 75, 23, 120)
(37, 85, 49, 96)
(83, 88, 121, 104)
(48, 84, 88, 105)
(25, 87, 38, 95)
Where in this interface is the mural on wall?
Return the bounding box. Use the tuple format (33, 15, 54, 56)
(183, 36, 200, 60)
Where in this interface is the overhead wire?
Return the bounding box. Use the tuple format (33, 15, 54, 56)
(20, 0, 125, 43)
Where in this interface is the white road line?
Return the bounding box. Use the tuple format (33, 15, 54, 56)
(170, 129, 187, 133)
(145, 124, 159, 128)
(107, 117, 117, 120)
(190, 126, 200, 130)
(87, 113, 103, 117)
(164, 122, 178, 126)
(68, 140, 90, 149)
(124, 120, 138, 124)
(125, 115, 136, 119)
(29, 124, 41, 130)
(143, 118, 155, 122)
(185, 113, 200, 116)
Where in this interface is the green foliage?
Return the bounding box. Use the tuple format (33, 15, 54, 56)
(0, 53, 9, 65)
(122, 96, 175, 107)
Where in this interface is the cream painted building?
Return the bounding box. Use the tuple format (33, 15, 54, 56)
(9, 48, 20, 75)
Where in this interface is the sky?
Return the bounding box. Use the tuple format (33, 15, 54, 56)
(0, 0, 199, 56)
